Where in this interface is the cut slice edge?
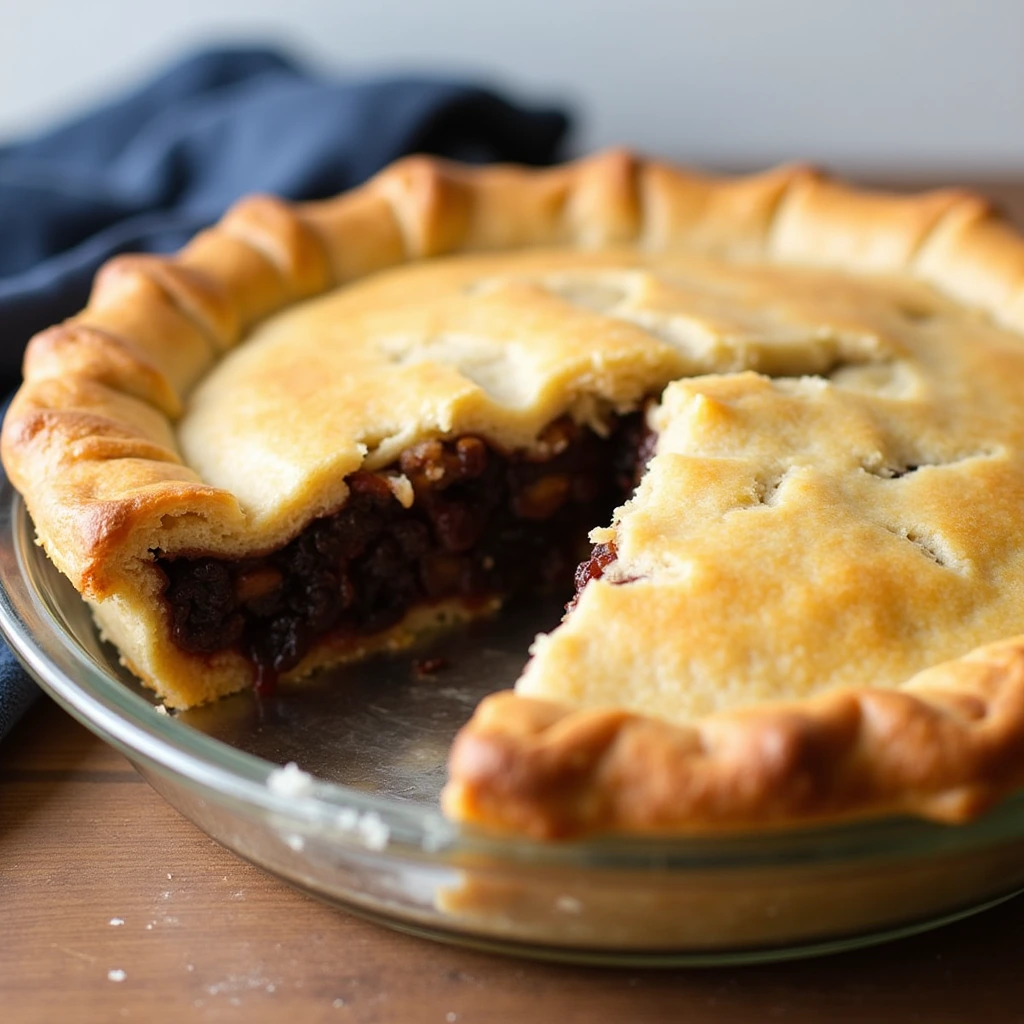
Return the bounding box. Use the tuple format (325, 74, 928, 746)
(89, 412, 650, 708)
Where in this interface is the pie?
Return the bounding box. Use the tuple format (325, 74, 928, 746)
(6, 150, 1024, 838)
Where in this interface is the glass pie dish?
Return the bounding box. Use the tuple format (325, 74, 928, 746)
(2, 477, 1023, 966)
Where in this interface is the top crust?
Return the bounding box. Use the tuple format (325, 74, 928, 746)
(7, 150, 1023, 595)
(7, 150, 1024, 830)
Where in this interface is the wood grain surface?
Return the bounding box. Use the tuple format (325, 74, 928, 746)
(5, 177, 1024, 1024)
(5, 699, 1024, 1024)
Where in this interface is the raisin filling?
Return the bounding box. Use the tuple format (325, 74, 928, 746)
(158, 415, 649, 692)
(572, 542, 619, 599)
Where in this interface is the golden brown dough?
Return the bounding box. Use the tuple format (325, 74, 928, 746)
(5, 150, 1024, 834)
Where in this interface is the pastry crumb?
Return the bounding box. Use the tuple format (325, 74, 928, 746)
(385, 472, 415, 508)
(267, 762, 314, 798)
(109, 917, 124, 927)
(107, 969, 127, 983)
(335, 808, 390, 850)
(359, 812, 390, 850)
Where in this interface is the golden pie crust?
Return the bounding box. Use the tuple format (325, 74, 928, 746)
(5, 150, 1024, 836)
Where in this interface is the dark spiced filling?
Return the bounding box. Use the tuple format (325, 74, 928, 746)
(572, 542, 620, 600)
(158, 414, 651, 692)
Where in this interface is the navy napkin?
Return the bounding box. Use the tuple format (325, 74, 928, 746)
(0, 46, 570, 740)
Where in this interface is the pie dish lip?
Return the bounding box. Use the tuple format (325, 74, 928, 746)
(5, 481, 1024, 871)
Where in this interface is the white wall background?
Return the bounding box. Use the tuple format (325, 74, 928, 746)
(4, 0, 1024, 173)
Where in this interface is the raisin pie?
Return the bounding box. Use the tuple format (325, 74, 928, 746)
(6, 151, 1024, 838)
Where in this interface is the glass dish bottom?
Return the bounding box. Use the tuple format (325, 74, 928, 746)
(2, 483, 1024, 966)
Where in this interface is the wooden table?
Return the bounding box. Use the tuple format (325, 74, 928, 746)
(7, 178, 1024, 1024)
(4, 698, 1024, 1023)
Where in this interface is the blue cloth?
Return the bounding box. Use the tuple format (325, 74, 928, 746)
(0, 46, 571, 741)
(0, 614, 38, 741)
